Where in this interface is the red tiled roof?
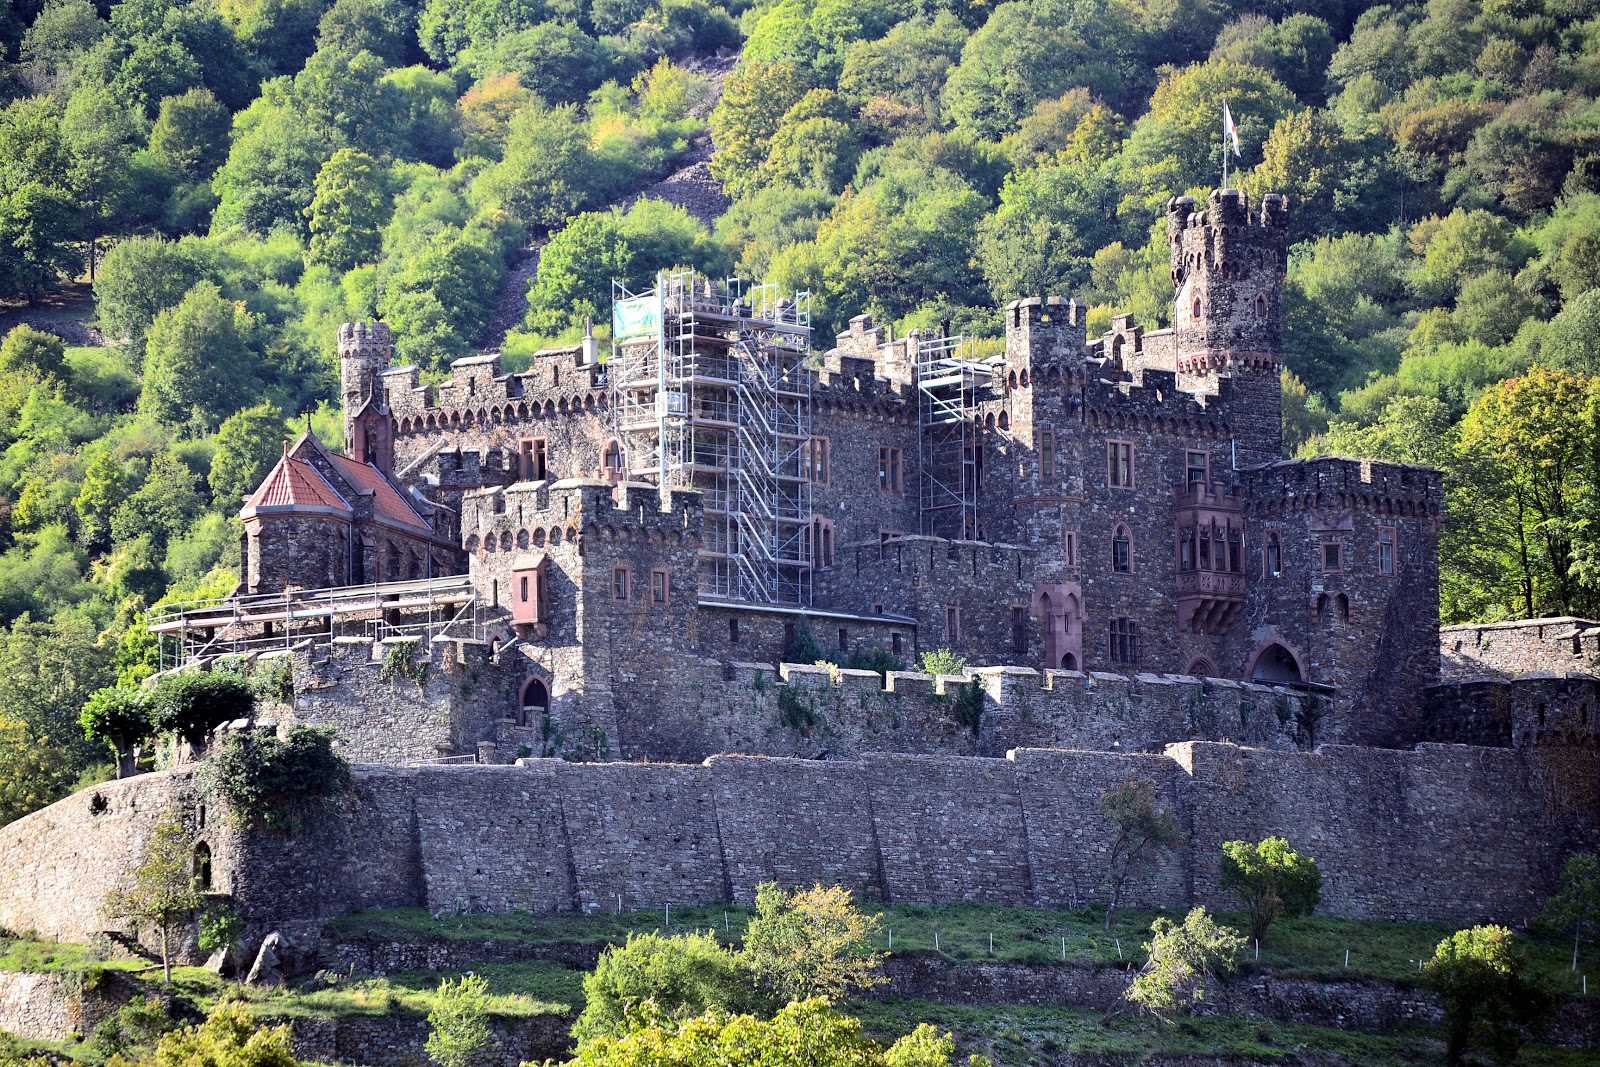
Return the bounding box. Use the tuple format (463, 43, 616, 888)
(328, 454, 432, 535)
(242, 458, 352, 517)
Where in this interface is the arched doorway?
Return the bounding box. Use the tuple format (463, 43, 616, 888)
(1247, 641, 1305, 684)
(193, 841, 212, 890)
(519, 678, 550, 727)
(1060, 652, 1078, 670)
(1186, 657, 1217, 678)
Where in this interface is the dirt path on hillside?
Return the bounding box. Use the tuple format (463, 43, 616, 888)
(477, 52, 740, 352)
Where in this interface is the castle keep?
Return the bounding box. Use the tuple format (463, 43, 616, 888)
(1, 191, 1591, 950)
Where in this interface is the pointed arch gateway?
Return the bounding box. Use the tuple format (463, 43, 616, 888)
(1245, 640, 1306, 684)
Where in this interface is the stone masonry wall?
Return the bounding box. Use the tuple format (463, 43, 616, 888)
(1440, 617, 1600, 680)
(5, 740, 1592, 949)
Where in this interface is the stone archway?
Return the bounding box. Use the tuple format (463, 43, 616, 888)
(1245, 640, 1306, 684)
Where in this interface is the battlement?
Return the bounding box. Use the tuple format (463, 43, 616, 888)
(1167, 190, 1292, 238)
(1245, 457, 1443, 516)
(384, 349, 609, 432)
(462, 478, 702, 552)
(337, 321, 393, 355)
(1082, 366, 1232, 435)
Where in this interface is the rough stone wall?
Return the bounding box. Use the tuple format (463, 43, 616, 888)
(5, 740, 1594, 946)
(694, 604, 916, 666)
(1421, 673, 1600, 748)
(245, 513, 349, 594)
(1439, 617, 1600, 679)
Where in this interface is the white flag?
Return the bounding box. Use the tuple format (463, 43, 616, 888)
(1222, 101, 1241, 157)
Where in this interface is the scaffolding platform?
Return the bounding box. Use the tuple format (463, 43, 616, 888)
(916, 335, 991, 540)
(147, 575, 483, 669)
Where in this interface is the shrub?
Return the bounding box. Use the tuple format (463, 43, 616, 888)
(152, 1001, 298, 1067)
(198, 904, 244, 958)
(201, 726, 349, 832)
(80, 687, 156, 774)
(425, 974, 491, 1067)
(1101, 776, 1180, 929)
(1124, 907, 1245, 1024)
(916, 649, 968, 677)
(1423, 925, 1554, 1064)
(781, 616, 826, 663)
(1218, 836, 1321, 944)
(573, 930, 757, 1044)
(152, 672, 256, 747)
(1539, 851, 1600, 972)
(741, 882, 886, 1003)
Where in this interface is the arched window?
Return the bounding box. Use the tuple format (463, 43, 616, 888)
(1249, 642, 1304, 684)
(1335, 593, 1350, 621)
(1192, 297, 1204, 319)
(1265, 532, 1282, 578)
(998, 411, 1010, 432)
(193, 841, 212, 891)
(1186, 657, 1217, 678)
(601, 440, 624, 483)
(810, 516, 835, 567)
(1255, 293, 1268, 319)
(1112, 526, 1132, 573)
(519, 678, 550, 727)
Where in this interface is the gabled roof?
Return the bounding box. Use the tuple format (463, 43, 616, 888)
(326, 452, 433, 536)
(241, 455, 353, 520)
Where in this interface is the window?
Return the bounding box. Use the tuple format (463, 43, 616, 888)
(1064, 530, 1077, 567)
(811, 516, 835, 567)
(651, 568, 668, 605)
(1179, 527, 1195, 571)
(1266, 532, 1282, 578)
(1322, 541, 1343, 572)
(1108, 441, 1133, 488)
(964, 444, 984, 489)
(602, 440, 624, 482)
(878, 447, 904, 493)
(1108, 618, 1140, 664)
(945, 606, 960, 643)
(1379, 528, 1396, 576)
(1228, 526, 1243, 573)
(1192, 297, 1204, 319)
(1112, 526, 1132, 573)
(807, 437, 830, 484)
(520, 678, 550, 727)
(520, 438, 548, 481)
(729, 617, 740, 644)
(878, 530, 903, 560)
(1011, 607, 1028, 654)
(1255, 293, 1268, 318)
(611, 566, 630, 601)
(892, 633, 903, 656)
(1186, 451, 1208, 487)
(838, 628, 849, 652)
(1199, 524, 1212, 569)
(1040, 430, 1055, 479)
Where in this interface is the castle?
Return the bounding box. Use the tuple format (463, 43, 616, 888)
(0, 192, 1592, 951)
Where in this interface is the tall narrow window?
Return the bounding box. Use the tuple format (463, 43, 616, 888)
(1186, 450, 1208, 487)
(1228, 526, 1243, 572)
(1113, 526, 1132, 573)
(1108, 441, 1133, 488)
(1108, 618, 1140, 664)
(963, 444, 985, 489)
(811, 516, 835, 567)
(1039, 430, 1055, 480)
(945, 606, 960, 643)
(611, 566, 630, 601)
(1064, 530, 1077, 566)
(1011, 607, 1028, 654)
(1323, 541, 1343, 573)
(878, 447, 903, 493)
(1266, 532, 1282, 578)
(838, 628, 849, 652)
(602, 440, 624, 482)
(1179, 527, 1195, 571)
(1379, 527, 1396, 576)
(729, 616, 740, 644)
(1199, 524, 1212, 569)
(519, 438, 549, 481)
(1192, 297, 1204, 319)
(650, 568, 668, 604)
(807, 437, 830, 485)
(1255, 293, 1268, 318)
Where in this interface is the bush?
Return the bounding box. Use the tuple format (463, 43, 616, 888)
(574, 930, 758, 1044)
(425, 974, 491, 1067)
(79, 686, 156, 772)
(152, 672, 255, 746)
(1218, 836, 1321, 944)
(1124, 907, 1245, 1024)
(916, 649, 968, 677)
(741, 882, 886, 1003)
(200, 726, 349, 832)
(151, 1001, 298, 1067)
(1423, 925, 1554, 1064)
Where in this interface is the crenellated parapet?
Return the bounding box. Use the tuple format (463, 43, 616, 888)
(461, 479, 702, 557)
(1244, 457, 1443, 521)
(386, 350, 610, 440)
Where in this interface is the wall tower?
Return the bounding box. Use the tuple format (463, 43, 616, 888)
(339, 322, 395, 472)
(1167, 190, 1290, 464)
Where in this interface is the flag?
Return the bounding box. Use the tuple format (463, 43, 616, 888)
(1222, 101, 1241, 157)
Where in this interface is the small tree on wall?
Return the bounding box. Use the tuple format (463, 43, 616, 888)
(1101, 776, 1181, 929)
(104, 807, 203, 982)
(1218, 836, 1321, 944)
(1539, 852, 1600, 972)
(80, 686, 156, 778)
(153, 672, 256, 754)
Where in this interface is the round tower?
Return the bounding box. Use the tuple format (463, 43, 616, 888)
(1167, 190, 1290, 463)
(339, 322, 393, 456)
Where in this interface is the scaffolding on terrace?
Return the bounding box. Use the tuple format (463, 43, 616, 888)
(611, 271, 813, 605)
(916, 335, 989, 540)
(146, 575, 483, 670)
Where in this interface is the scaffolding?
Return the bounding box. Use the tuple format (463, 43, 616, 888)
(611, 271, 814, 605)
(916, 335, 990, 540)
(146, 575, 484, 669)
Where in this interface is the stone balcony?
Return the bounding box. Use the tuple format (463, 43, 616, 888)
(1177, 569, 1248, 634)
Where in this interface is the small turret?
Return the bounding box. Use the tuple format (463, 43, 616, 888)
(339, 322, 395, 470)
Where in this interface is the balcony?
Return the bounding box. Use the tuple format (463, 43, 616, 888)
(1177, 568, 1247, 634)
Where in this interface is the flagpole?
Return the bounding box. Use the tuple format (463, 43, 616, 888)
(1221, 102, 1229, 190)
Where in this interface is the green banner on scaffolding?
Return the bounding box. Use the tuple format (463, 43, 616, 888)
(613, 296, 659, 340)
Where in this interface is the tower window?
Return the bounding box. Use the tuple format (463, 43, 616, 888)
(878, 447, 904, 493)
(1186, 451, 1208, 487)
(1064, 530, 1077, 566)
(1192, 297, 1204, 319)
(729, 617, 740, 644)
(650, 568, 669, 604)
(1255, 293, 1268, 319)
(1228, 526, 1243, 573)
(1108, 617, 1140, 664)
(945, 607, 960, 643)
(1039, 430, 1055, 479)
(1379, 528, 1396, 576)
(1113, 526, 1132, 573)
(611, 566, 630, 601)
(1266, 532, 1282, 578)
(807, 437, 830, 484)
(1323, 542, 1343, 573)
(520, 438, 548, 481)
(1108, 441, 1134, 488)
(1011, 607, 1028, 654)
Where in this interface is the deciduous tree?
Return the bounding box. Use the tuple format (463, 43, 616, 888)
(741, 882, 886, 1003)
(1100, 775, 1179, 929)
(104, 807, 203, 982)
(1218, 836, 1321, 944)
(1423, 925, 1554, 1065)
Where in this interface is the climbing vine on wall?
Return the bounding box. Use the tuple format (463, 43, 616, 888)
(379, 640, 431, 689)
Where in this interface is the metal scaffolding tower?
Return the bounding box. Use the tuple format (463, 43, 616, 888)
(916, 335, 989, 540)
(611, 271, 814, 605)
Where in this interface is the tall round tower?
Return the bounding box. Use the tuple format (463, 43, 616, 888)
(339, 322, 393, 457)
(1167, 190, 1290, 463)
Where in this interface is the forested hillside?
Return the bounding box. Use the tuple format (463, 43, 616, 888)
(2, 0, 1600, 821)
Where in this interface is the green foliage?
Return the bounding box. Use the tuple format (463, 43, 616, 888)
(306, 148, 390, 274)
(916, 649, 968, 677)
(574, 930, 757, 1044)
(210, 403, 288, 505)
(103, 807, 201, 982)
(1123, 907, 1245, 1024)
(566, 997, 990, 1066)
(1100, 776, 1180, 929)
(93, 236, 216, 351)
(197, 903, 243, 956)
(79, 685, 155, 766)
(141, 282, 260, 432)
(152, 671, 255, 746)
(1219, 837, 1322, 944)
(781, 616, 826, 664)
(1423, 925, 1555, 1065)
(201, 725, 349, 832)
(379, 639, 430, 688)
(425, 973, 492, 1067)
(149, 88, 231, 182)
(741, 881, 886, 1003)
(1539, 852, 1600, 973)
(149, 1001, 300, 1067)
(0, 326, 66, 381)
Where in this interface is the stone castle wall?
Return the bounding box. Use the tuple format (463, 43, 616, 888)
(1440, 617, 1600, 680)
(1422, 671, 1600, 749)
(3, 741, 1592, 951)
